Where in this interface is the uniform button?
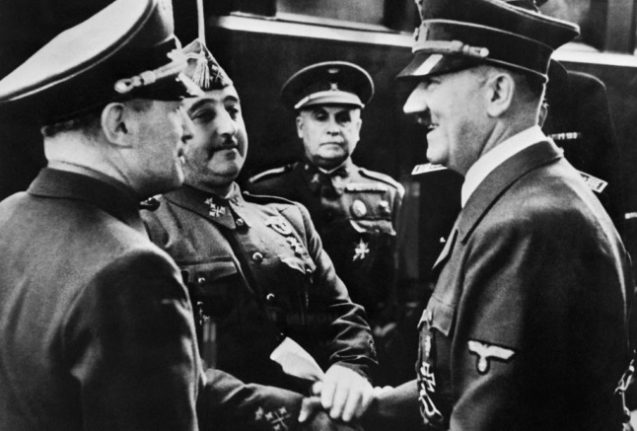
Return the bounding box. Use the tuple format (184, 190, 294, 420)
(235, 218, 245, 227)
(265, 293, 276, 302)
(252, 252, 264, 263)
(197, 276, 206, 285)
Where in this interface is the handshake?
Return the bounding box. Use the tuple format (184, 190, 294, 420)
(271, 338, 394, 427)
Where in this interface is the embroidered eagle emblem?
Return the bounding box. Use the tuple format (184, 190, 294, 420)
(467, 340, 515, 374)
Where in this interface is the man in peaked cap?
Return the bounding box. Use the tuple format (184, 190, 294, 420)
(361, 0, 634, 430)
(247, 62, 405, 386)
(142, 41, 377, 430)
(0, 0, 207, 430)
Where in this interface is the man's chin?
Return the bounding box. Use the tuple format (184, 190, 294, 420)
(314, 153, 348, 169)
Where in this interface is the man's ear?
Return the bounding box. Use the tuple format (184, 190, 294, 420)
(101, 102, 131, 147)
(486, 72, 515, 117)
(296, 114, 304, 139)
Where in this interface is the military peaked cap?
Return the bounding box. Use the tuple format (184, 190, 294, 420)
(0, 0, 201, 124)
(281, 61, 374, 110)
(398, 0, 579, 81)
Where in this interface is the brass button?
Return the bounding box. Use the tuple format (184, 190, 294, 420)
(236, 218, 245, 227)
(252, 252, 264, 263)
(265, 293, 276, 302)
(197, 276, 206, 285)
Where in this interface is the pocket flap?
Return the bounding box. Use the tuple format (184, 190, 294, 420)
(349, 219, 396, 235)
(181, 259, 238, 286)
(420, 295, 456, 337)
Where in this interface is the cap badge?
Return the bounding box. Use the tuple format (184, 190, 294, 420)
(351, 200, 368, 217)
(353, 238, 370, 261)
(330, 81, 339, 91)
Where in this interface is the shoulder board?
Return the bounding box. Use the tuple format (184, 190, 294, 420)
(358, 167, 405, 197)
(242, 191, 298, 206)
(359, 167, 403, 189)
(248, 164, 294, 184)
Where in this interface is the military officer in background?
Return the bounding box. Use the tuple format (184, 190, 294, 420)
(0, 1, 206, 429)
(142, 40, 377, 430)
(247, 62, 404, 384)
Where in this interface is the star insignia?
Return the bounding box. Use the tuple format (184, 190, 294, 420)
(353, 238, 370, 261)
(255, 407, 265, 421)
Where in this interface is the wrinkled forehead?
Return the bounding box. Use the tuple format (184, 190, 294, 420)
(183, 85, 240, 110)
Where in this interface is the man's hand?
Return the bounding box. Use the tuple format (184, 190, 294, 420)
(311, 364, 375, 422)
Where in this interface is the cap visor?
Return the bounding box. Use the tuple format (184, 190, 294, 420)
(397, 52, 483, 80)
(295, 90, 364, 110)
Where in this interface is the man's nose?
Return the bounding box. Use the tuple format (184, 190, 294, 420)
(403, 81, 429, 115)
(217, 109, 238, 137)
(180, 108, 194, 141)
(326, 115, 341, 134)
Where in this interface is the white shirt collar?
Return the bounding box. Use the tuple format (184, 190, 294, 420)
(461, 125, 547, 207)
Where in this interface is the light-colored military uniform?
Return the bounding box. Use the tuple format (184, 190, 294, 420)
(248, 158, 404, 322)
(142, 183, 376, 401)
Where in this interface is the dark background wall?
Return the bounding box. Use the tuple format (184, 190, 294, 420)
(1, 0, 637, 277)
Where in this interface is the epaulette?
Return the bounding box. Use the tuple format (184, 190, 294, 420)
(242, 191, 298, 206)
(358, 167, 405, 197)
(248, 164, 294, 184)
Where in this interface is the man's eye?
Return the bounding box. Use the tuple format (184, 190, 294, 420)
(313, 112, 328, 121)
(336, 114, 351, 124)
(191, 109, 215, 122)
(226, 106, 240, 119)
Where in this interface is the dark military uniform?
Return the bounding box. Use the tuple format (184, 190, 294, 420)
(394, 0, 633, 430)
(247, 158, 404, 322)
(141, 183, 376, 393)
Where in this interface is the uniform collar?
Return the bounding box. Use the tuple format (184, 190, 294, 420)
(302, 158, 353, 194)
(462, 125, 546, 207)
(164, 183, 249, 230)
(457, 139, 563, 243)
(28, 167, 145, 234)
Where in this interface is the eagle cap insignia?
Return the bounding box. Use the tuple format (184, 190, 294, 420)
(467, 340, 515, 374)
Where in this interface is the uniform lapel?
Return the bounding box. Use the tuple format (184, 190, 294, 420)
(456, 140, 563, 244)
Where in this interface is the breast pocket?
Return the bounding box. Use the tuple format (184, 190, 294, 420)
(181, 259, 240, 319)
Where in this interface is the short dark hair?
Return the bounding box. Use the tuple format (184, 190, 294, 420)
(41, 107, 103, 138)
(40, 98, 154, 138)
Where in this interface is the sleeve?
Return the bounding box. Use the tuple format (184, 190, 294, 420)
(199, 369, 365, 431)
(63, 249, 201, 431)
(198, 368, 303, 431)
(362, 380, 422, 430)
(448, 212, 629, 430)
(294, 203, 378, 379)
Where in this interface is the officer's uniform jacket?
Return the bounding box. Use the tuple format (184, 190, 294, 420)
(247, 159, 404, 320)
(0, 168, 202, 431)
(142, 183, 376, 430)
(416, 141, 632, 431)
